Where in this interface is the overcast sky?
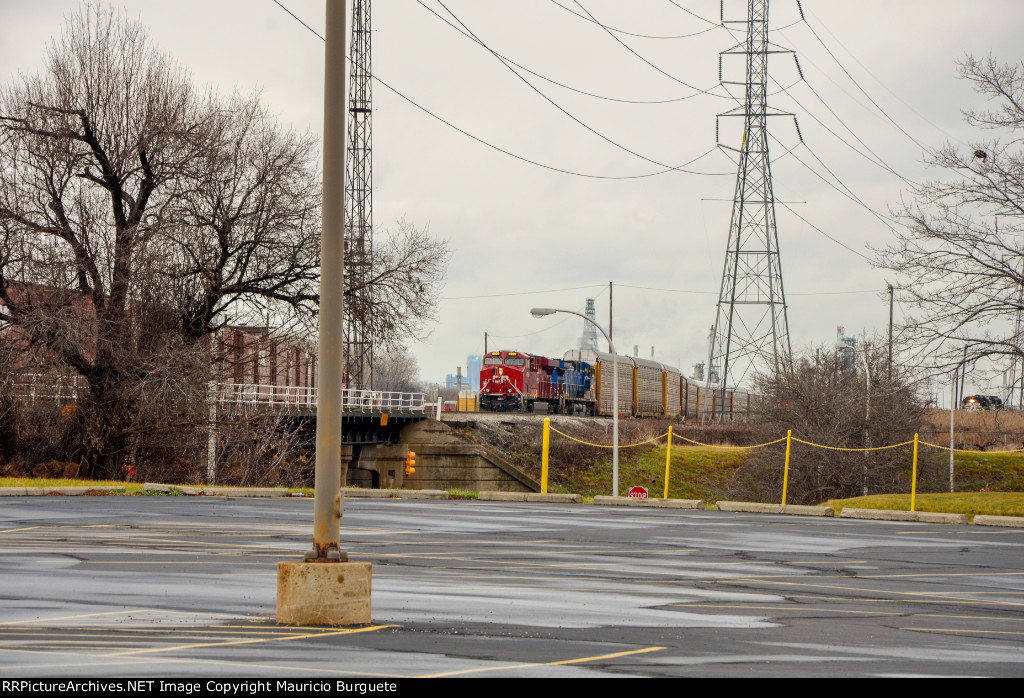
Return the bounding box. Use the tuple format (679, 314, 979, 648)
(3, 1, 1022, 402)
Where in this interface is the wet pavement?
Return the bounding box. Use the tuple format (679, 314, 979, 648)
(0, 496, 1022, 677)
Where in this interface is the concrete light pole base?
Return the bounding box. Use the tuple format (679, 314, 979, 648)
(276, 561, 372, 626)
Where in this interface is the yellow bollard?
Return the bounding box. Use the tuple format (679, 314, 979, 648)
(541, 417, 550, 494)
(911, 432, 919, 512)
(782, 429, 792, 506)
(663, 426, 673, 499)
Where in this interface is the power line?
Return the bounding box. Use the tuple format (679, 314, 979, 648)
(273, 0, 730, 180)
(442, 284, 606, 301)
(718, 17, 916, 187)
(570, 0, 735, 99)
(549, 0, 719, 39)
(272, 0, 323, 40)
(799, 8, 933, 153)
(663, 0, 720, 27)
(431, 0, 697, 171)
(663, 0, 804, 32)
(772, 134, 900, 233)
(419, 1, 719, 105)
(616, 283, 877, 296)
(776, 199, 874, 263)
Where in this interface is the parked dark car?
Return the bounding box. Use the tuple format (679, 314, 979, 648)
(961, 394, 1003, 410)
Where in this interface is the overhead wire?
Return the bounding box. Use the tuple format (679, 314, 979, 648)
(772, 133, 901, 233)
(272, 0, 323, 39)
(799, 6, 934, 153)
(718, 15, 917, 187)
(419, 0, 719, 105)
(275, 1, 890, 263)
(442, 284, 606, 301)
(664, 0, 805, 33)
(713, 15, 905, 258)
(430, 0, 713, 172)
(776, 200, 875, 263)
(274, 0, 728, 180)
(615, 283, 878, 296)
(778, 69, 919, 187)
(548, 0, 720, 39)
(569, 0, 736, 100)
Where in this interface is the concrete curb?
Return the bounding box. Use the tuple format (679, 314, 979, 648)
(341, 488, 449, 500)
(0, 486, 128, 496)
(716, 501, 834, 517)
(397, 490, 450, 500)
(340, 488, 395, 499)
(141, 483, 288, 497)
(593, 496, 704, 509)
(972, 514, 1024, 528)
(839, 508, 968, 524)
(478, 492, 582, 503)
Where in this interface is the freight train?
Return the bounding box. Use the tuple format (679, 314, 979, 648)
(478, 349, 757, 420)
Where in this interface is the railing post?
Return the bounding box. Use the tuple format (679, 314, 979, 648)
(541, 417, 550, 494)
(782, 429, 792, 506)
(663, 425, 673, 499)
(911, 432, 919, 512)
(206, 381, 217, 484)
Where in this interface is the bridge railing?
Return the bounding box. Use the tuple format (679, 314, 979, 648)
(7, 374, 426, 413)
(215, 383, 426, 412)
(7, 374, 86, 404)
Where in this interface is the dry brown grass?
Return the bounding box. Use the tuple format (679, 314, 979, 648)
(923, 408, 1024, 431)
(921, 408, 1024, 451)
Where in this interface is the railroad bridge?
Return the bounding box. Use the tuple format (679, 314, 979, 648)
(10, 375, 536, 492)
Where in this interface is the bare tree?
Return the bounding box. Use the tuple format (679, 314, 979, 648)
(877, 55, 1024, 384)
(0, 5, 317, 478)
(737, 343, 927, 504)
(0, 5, 449, 479)
(372, 345, 422, 393)
(348, 219, 450, 351)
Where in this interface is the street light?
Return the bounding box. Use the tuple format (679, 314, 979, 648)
(530, 307, 620, 496)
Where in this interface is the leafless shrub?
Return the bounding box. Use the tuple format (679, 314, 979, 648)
(735, 343, 928, 504)
(213, 414, 313, 487)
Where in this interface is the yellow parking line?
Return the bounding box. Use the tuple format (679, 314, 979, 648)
(101, 624, 397, 657)
(901, 628, 1024, 636)
(3, 610, 157, 625)
(419, 646, 666, 678)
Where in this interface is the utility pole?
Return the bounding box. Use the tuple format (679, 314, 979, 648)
(309, 0, 347, 563)
(887, 282, 894, 382)
(343, 0, 374, 390)
(950, 371, 956, 492)
(959, 344, 968, 405)
(706, 0, 792, 420)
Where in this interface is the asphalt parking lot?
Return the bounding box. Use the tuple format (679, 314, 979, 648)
(1, 496, 1023, 677)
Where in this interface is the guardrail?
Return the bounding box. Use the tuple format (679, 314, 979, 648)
(214, 384, 426, 412)
(7, 374, 86, 403)
(7, 375, 426, 412)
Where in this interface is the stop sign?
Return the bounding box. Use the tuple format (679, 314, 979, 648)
(627, 486, 648, 499)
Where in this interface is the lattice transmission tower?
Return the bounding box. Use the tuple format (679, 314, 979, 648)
(706, 0, 792, 419)
(343, 0, 374, 389)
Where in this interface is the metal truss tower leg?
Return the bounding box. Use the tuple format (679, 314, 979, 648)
(344, 0, 374, 390)
(706, 0, 791, 420)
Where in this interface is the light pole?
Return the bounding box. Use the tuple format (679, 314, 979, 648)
(531, 307, 620, 496)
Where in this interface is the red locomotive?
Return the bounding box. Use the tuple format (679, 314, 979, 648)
(479, 350, 595, 413)
(479, 350, 547, 412)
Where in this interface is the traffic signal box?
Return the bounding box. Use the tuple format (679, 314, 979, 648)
(404, 450, 416, 476)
